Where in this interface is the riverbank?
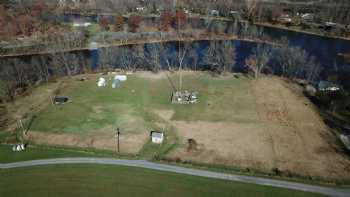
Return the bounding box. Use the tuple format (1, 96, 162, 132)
(255, 22, 350, 41)
(0, 32, 271, 58)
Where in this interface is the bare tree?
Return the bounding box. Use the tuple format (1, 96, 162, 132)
(274, 43, 320, 81)
(144, 44, 162, 72)
(187, 42, 199, 70)
(245, 43, 271, 79)
(204, 40, 236, 74)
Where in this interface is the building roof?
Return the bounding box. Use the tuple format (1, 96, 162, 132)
(151, 131, 164, 138)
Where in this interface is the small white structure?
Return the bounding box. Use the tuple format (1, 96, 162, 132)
(151, 131, 164, 144)
(301, 13, 314, 22)
(97, 77, 107, 87)
(73, 22, 92, 27)
(209, 10, 220, 16)
(12, 144, 25, 152)
(114, 75, 127, 81)
(136, 7, 145, 12)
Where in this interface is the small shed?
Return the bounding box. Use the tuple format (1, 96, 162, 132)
(151, 131, 164, 144)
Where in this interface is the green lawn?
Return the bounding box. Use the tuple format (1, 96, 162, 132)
(30, 72, 258, 134)
(0, 164, 326, 197)
(0, 144, 110, 163)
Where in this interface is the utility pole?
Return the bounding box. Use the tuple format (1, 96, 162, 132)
(115, 128, 120, 153)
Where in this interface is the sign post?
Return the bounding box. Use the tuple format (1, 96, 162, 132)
(115, 128, 120, 153)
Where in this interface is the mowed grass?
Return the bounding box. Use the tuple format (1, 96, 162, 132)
(0, 144, 104, 163)
(30, 72, 259, 134)
(0, 164, 326, 197)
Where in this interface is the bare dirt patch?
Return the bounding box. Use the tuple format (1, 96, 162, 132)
(26, 130, 148, 154)
(170, 77, 350, 179)
(153, 109, 175, 121)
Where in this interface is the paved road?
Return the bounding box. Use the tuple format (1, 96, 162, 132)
(1, 158, 349, 197)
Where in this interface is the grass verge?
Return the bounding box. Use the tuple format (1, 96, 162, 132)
(0, 164, 326, 197)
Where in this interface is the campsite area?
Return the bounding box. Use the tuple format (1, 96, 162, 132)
(3, 71, 350, 181)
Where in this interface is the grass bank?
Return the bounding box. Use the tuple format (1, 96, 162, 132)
(0, 164, 326, 197)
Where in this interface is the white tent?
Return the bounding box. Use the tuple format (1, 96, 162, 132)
(114, 75, 127, 81)
(97, 77, 107, 87)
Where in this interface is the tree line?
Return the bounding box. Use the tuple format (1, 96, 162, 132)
(0, 38, 321, 103)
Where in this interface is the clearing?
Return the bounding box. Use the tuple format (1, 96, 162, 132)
(2, 71, 349, 180)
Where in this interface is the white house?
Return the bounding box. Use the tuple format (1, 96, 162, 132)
(151, 131, 164, 144)
(209, 10, 220, 17)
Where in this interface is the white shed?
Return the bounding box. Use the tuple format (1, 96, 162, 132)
(151, 131, 164, 144)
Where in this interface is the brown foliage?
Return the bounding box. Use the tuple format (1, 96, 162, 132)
(128, 15, 141, 33)
(113, 15, 124, 32)
(160, 10, 173, 31)
(31, 0, 48, 17)
(245, 57, 258, 73)
(175, 9, 187, 30)
(98, 16, 110, 31)
(18, 15, 34, 36)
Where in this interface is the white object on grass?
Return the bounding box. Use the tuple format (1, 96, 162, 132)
(114, 75, 127, 81)
(97, 77, 107, 87)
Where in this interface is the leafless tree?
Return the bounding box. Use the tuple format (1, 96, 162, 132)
(204, 40, 236, 74)
(274, 41, 320, 81)
(46, 31, 84, 76)
(245, 43, 271, 79)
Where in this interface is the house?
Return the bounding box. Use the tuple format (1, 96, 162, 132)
(136, 7, 146, 12)
(301, 13, 314, 22)
(278, 14, 292, 23)
(151, 131, 164, 144)
(209, 10, 220, 17)
(318, 81, 340, 92)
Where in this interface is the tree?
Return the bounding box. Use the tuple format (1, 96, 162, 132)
(113, 15, 124, 32)
(245, 0, 258, 22)
(144, 44, 162, 72)
(187, 43, 199, 70)
(274, 42, 320, 81)
(31, 0, 48, 18)
(18, 15, 33, 36)
(128, 15, 141, 33)
(204, 40, 236, 74)
(160, 10, 172, 31)
(245, 43, 271, 79)
(99, 16, 110, 31)
(175, 9, 187, 30)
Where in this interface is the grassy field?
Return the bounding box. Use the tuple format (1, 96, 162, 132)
(30, 72, 257, 133)
(25, 72, 256, 155)
(0, 164, 326, 197)
(5, 71, 350, 181)
(0, 144, 110, 163)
